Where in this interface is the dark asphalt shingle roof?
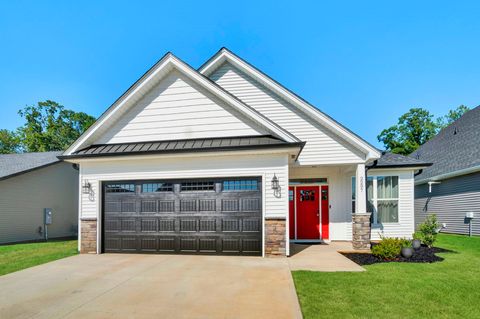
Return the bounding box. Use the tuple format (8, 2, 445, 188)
(412, 106, 480, 181)
(61, 135, 304, 159)
(0, 151, 62, 180)
(371, 152, 431, 168)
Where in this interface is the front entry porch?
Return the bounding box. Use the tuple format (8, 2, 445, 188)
(287, 164, 372, 253)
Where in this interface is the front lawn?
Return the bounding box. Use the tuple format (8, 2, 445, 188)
(0, 239, 78, 276)
(292, 234, 480, 319)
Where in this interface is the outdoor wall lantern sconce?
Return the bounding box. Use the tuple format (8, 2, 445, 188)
(271, 174, 280, 190)
(82, 180, 92, 194)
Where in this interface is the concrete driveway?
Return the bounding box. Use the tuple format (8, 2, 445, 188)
(0, 254, 302, 319)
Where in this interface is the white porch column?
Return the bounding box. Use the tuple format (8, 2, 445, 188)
(353, 163, 371, 250)
(355, 163, 367, 214)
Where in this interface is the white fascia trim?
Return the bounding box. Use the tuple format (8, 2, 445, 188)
(65, 53, 298, 156)
(415, 165, 480, 185)
(199, 50, 381, 160)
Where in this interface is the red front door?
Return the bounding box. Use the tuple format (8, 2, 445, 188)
(296, 186, 320, 239)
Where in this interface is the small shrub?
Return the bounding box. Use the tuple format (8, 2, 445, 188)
(412, 232, 422, 241)
(399, 238, 412, 248)
(418, 214, 440, 247)
(372, 237, 402, 260)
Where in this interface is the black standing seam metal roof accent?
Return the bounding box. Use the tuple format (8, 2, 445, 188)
(199, 47, 380, 153)
(59, 135, 304, 160)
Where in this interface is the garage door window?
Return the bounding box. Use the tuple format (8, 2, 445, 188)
(181, 181, 215, 191)
(223, 180, 258, 191)
(142, 183, 173, 193)
(105, 183, 135, 193)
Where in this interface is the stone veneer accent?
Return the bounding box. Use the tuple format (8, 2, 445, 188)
(80, 218, 97, 253)
(352, 213, 372, 250)
(265, 218, 286, 257)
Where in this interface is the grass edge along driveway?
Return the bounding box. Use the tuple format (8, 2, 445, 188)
(0, 239, 78, 276)
(292, 234, 480, 319)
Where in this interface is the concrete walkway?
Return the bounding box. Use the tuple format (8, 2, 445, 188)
(288, 242, 365, 272)
(0, 243, 362, 319)
(0, 254, 302, 319)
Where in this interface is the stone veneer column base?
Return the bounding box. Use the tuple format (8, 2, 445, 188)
(80, 218, 97, 254)
(265, 218, 286, 257)
(352, 213, 372, 250)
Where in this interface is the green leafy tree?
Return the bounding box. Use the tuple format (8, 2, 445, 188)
(17, 100, 96, 152)
(377, 108, 439, 155)
(0, 129, 20, 154)
(437, 105, 470, 128)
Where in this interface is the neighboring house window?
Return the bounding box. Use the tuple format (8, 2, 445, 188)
(351, 176, 399, 223)
(180, 181, 215, 191)
(142, 183, 173, 193)
(105, 183, 135, 193)
(223, 180, 258, 191)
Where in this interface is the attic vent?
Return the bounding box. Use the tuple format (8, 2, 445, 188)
(453, 127, 458, 135)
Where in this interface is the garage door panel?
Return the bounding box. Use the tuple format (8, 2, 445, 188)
(103, 178, 262, 256)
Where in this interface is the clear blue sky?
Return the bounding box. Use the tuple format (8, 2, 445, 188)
(1, 1, 479, 147)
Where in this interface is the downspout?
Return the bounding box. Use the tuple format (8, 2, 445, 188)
(414, 169, 423, 177)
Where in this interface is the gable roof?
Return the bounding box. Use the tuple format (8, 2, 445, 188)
(0, 151, 62, 181)
(199, 47, 381, 161)
(412, 106, 480, 183)
(369, 152, 432, 169)
(59, 135, 304, 160)
(64, 52, 299, 156)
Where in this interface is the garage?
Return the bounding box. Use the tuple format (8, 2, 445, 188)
(102, 178, 262, 255)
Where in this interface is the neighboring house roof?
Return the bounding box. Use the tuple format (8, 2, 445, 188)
(0, 151, 62, 181)
(412, 106, 480, 183)
(63, 52, 299, 156)
(199, 47, 381, 160)
(60, 136, 304, 159)
(369, 152, 432, 169)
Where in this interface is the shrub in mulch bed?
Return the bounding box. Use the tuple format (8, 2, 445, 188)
(340, 245, 453, 266)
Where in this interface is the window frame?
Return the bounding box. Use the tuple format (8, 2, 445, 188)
(222, 179, 259, 192)
(351, 175, 400, 224)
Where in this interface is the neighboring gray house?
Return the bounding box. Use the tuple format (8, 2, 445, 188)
(0, 152, 78, 244)
(413, 106, 480, 236)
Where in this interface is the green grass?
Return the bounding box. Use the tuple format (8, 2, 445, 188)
(292, 234, 480, 319)
(0, 239, 78, 276)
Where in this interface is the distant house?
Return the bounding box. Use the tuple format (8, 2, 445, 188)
(413, 106, 480, 236)
(0, 152, 78, 244)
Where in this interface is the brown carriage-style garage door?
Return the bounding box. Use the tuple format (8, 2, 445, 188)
(102, 178, 262, 255)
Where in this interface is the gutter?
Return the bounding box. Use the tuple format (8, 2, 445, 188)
(415, 164, 480, 185)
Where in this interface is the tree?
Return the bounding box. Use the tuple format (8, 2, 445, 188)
(17, 100, 96, 152)
(437, 105, 470, 128)
(377, 108, 439, 155)
(0, 129, 20, 154)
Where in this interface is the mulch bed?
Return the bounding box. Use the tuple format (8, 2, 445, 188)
(340, 245, 453, 266)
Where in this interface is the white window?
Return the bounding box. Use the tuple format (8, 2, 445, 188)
(352, 176, 399, 223)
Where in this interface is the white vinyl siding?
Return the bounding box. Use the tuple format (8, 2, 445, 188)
(96, 70, 265, 144)
(79, 153, 289, 221)
(0, 163, 78, 244)
(209, 62, 365, 165)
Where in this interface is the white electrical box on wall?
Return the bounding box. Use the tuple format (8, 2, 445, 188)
(466, 212, 475, 219)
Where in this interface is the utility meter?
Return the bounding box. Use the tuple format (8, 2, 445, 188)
(44, 208, 53, 225)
